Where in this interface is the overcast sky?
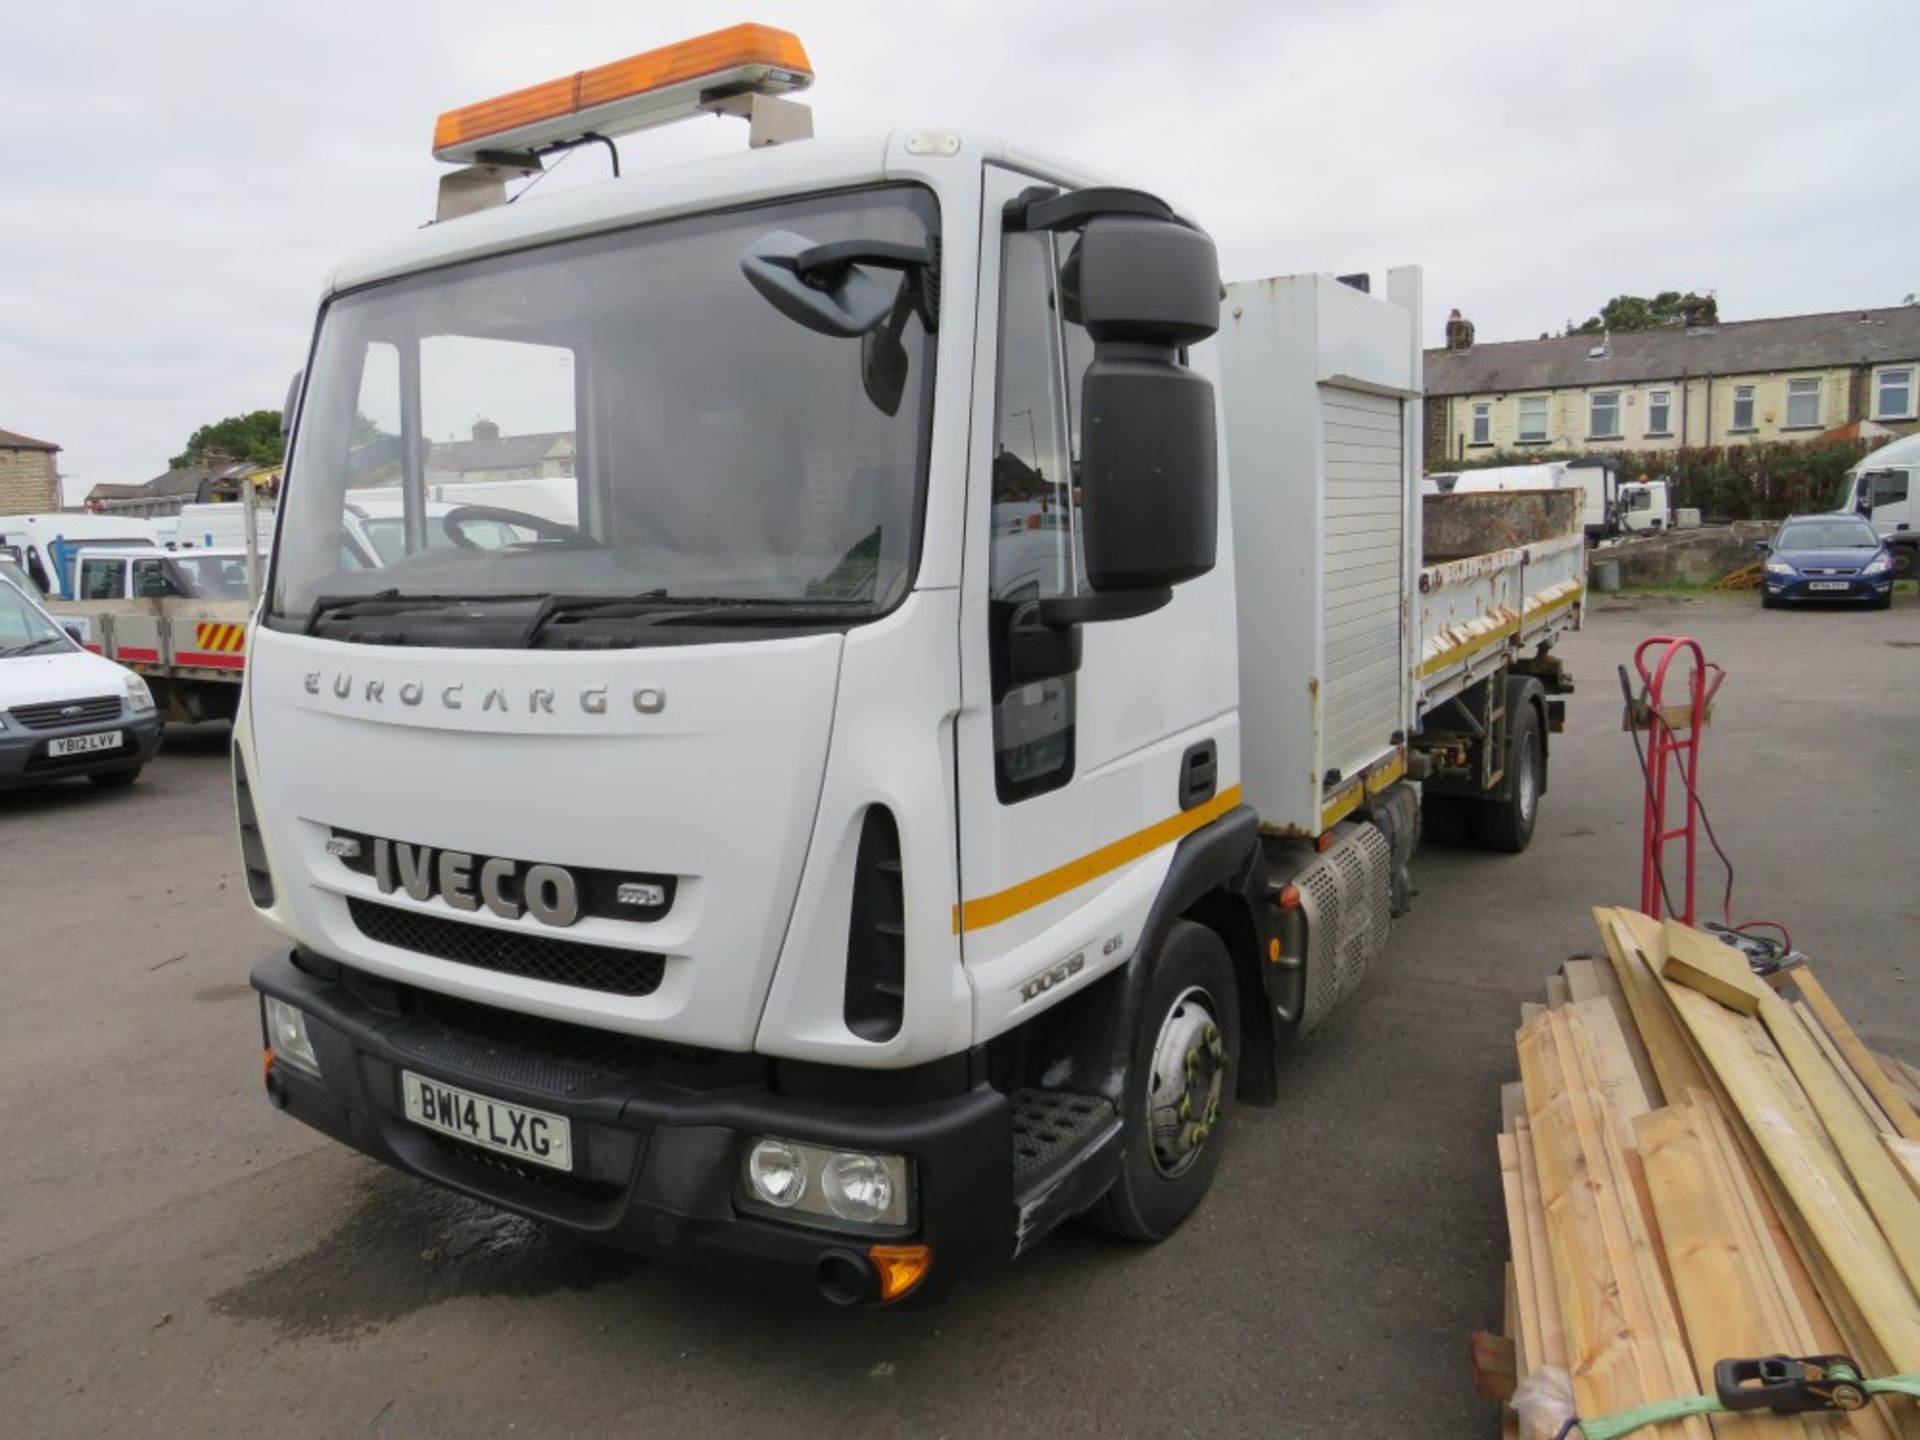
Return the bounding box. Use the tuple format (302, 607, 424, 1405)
(5, 0, 1915, 501)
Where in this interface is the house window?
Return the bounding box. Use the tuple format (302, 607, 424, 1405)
(1589, 391, 1621, 439)
(1646, 389, 1671, 436)
(1731, 385, 1755, 431)
(1517, 395, 1548, 443)
(1875, 367, 1915, 420)
(1471, 403, 1490, 445)
(1785, 377, 1821, 429)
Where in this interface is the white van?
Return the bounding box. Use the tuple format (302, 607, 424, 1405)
(0, 514, 161, 600)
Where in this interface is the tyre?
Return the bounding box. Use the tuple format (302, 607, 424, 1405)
(1420, 792, 1475, 848)
(88, 766, 143, 789)
(1474, 701, 1541, 853)
(1892, 547, 1918, 582)
(1874, 591, 1894, 611)
(1083, 920, 1239, 1243)
(1760, 591, 1779, 609)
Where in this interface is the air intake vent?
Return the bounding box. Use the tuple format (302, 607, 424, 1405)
(843, 806, 905, 1042)
(232, 748, 274, 908)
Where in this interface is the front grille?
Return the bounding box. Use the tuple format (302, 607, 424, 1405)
(422, 1131, 624, 1203)
(347, 897, 666, 996)
(9, 695, 121, 730)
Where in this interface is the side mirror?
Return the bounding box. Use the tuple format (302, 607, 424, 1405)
(1064, 216, 1221, 602)
(742, 230, 901, 339)
(1003, 598, 1083, 692)
(861, 295, 913, 418)
(1754, 540, 1771, 553)
(281, 369, 303, 437)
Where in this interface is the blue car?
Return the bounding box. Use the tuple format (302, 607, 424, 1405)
(1758, 514, 1895, 609)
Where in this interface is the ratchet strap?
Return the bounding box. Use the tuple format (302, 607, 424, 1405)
(1554, 1356, 1920, 1440)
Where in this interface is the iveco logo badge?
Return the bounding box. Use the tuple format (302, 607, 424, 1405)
(304, 671, 665, 716)
(373, 837, 581, 927)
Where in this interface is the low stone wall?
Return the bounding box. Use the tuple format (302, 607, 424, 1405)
(1595, 522, 1774, 586)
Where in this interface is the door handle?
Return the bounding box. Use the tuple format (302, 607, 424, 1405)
(1180, 740, 1217, 811)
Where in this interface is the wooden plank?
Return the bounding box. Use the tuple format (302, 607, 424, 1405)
(1794, 968, 1920, 1142)
(1501, 1081, 1526, 1136)
(1665, 980, 1920, 1372)
(1883, 1056, 1920, 1113)
(1592, 946, 1664, 1107)
(1758, 991, 1920, 1297)
(1595, 907, 1708, 1103)
(1497, 1133, 1541, 1377)
(1513, 1115, 1567, 1371)
(1800, 1003, 1898, 1137)
(1635, 1105, 1804, 1440)
(1564, 958, 1605, 1004)
(1473, 1327, 1518, 1402)
(1569, 997, 1654, 1139)
(1551, 1008, 1705, 1433)
(1889, 1136, 1920, 1204)
(1661, 919, 1768, 1015)
(1545, 973, 1571, 1009)
(1516, 1014, 1650, 1421)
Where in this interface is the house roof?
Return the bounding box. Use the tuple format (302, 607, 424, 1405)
(1425, 304, 1920, 397)
(84, 483, 152, 501)
(0, 427, 60, 451)
(429, 431, 573, 474)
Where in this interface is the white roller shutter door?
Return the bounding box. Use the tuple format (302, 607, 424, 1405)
(1320, 386, 1404, 781)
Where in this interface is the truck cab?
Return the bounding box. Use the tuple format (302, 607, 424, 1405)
(1616, 478, 1672, 534)
(1837, 432, 1920, 578)
(242, 25, 1572, 1305)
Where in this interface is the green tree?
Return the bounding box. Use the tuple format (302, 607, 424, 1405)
(1572, 291, 1717, 334)
(169, 409, 285, 469)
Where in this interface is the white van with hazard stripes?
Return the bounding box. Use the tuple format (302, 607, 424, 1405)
(239, 24, 1582, 1305)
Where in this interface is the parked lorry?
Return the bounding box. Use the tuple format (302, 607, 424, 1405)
(46, 544, 259, 723)
(1837, 430, 1920, 579)
(0, 514, 162, 599)
(240, 26, 1582, 1305)
(1615, 476, 1674, 534)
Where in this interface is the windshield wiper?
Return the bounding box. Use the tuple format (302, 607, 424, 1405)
(654, 598, 876, 627)
(304, 591, 546, 635)
(0, 636, 70, 658)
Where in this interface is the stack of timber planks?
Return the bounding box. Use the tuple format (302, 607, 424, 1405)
(1486, 908, 1920, 1439)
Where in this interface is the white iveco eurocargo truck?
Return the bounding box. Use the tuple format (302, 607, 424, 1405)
(242, 25, 1582, 1305)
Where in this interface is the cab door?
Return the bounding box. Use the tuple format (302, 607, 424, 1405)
(954, 166, 1237, 1042)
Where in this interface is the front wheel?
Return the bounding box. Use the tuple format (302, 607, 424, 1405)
(1083, 921, 1239, 1243)
(88, 766, 143, 789)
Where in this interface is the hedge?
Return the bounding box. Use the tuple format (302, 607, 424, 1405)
(1438, 438, 1884, 521)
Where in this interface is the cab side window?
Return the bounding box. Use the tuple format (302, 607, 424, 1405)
(80, 559, 125, 600)
(989, 231, 1080, 803)
(132, 560, 178, 598)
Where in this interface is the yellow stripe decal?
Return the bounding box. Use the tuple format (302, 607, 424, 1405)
(1320, 751, 1408, 833)
(954, 784, 1244, 934)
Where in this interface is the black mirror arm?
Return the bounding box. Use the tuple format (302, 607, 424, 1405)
(1037, 588, 1172, 626)
(794, 238, 931, 280)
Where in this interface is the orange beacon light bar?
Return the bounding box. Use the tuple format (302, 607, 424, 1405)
(432, 23, 814, 164)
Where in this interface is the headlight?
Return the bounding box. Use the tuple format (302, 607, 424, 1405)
(739, 1136, 914, 1234)
(263, 996, 321, 1077)
(1863, 554, 1892, 575)
(1763, 560, 1794, 576)
(124, 674, 155, 713)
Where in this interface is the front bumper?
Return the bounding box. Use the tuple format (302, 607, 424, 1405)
(0, 710, 160, 788)
(1764, 574, 1892, 603)
(251, 950, 1015, 1304)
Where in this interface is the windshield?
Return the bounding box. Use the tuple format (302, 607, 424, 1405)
(172, 553, 253, 598)
(2, 557, 46, 600)
(271, 185, 939, 645)
(0, 582, 73, 656)
(1776, 518, 1879, 550)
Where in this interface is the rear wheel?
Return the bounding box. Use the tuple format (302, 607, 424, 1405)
(1083, 921, 1238, 1243)
(1474, 702, 1542, 853)
(1892, 547, 1919, 581)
